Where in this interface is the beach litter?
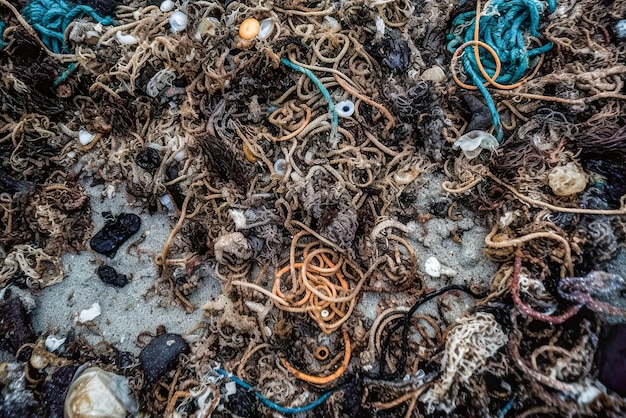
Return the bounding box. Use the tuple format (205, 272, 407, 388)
(1, 0, 626, 416)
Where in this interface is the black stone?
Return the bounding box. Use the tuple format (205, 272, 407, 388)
(139, 333, 188, 384)
(90, 213, 141, 258)
(42, 365, 79, 418)
(0, 296, 36, 355)
(97, 265, 129, 287)
(136, 147, 161, 172)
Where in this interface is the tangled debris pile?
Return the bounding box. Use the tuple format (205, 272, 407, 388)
(1, 0, 626, 416)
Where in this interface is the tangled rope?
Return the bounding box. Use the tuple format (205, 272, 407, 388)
(21, 0, 115, 53)
(449, 0, 557, 141)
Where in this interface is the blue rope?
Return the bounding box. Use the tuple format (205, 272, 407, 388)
(21, 0, 115, 53)
(448, 0, 556, 141)
(216, 368, 333, 415)
(280, 57, 339, 142)
(0, 21, 5, 49)
(53, 62, 77, 86)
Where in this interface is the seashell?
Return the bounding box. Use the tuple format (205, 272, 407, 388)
(115, 31, 138, 45)
(64, 367, 138, 418)
(422, 65, 446, 83)
(336, 100, 355, 118)
(159, 0, 174, 12)
(424, 256, 457, 278)
(273, 158, 287, 175)
(257, 18, 274, 40)
(239, 17, 260, 40)
(169, 10, 188, 33)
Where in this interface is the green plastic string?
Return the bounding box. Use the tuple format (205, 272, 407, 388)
(280, 57, 339, 143)
(21, 0, 115, 53)
(448, 0, 557, 141)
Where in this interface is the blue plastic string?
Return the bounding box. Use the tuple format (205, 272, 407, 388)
(21, 0, 116, 53)
(448, 0, 557, 142)
(280, 57, 339, 143)
(216, 368, 333, 415)
(0, 21, 6, 48)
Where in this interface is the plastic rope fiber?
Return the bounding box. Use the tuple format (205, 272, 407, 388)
(448, 0, 557, 141)
(0, 21, 5, 48)
(216, 368, 333, 415)
(21, 0, 115, 53)
(280, 57, 339, 143)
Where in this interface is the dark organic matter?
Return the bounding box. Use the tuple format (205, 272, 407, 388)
(89, 213, 141, 258)
(0, 296, 36, 355)
(97, 265, 129, 287)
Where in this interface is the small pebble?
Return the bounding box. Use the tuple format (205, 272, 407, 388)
(139, 333, 188, 383)
(136, 147, 161, 171)
(90, 213, 141, 258)
(97, 265, 129, 288)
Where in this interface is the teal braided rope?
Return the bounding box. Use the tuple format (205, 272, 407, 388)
(0, 21, 6, 49)
(448, 0, 556, 141)
(280, 57, 339, 143)
(21, 0, 115, 53)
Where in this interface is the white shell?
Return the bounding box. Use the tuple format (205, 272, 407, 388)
(273, 158, 287, 175)
(78, 129, 95, 146)
(424, 256, 441, 278)
(257, 18, 274, 39)
(160, 0, 175, 12)
(78, 303, 101, 323)
(336, 100, 355, 118)
(169, 10, 188, 33)
(64, 367, 138, 418)
(115, 31, 138, 45)
(422, 66, 446, 83)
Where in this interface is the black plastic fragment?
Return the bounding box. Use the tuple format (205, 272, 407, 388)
(0, 295, 36, 355)
(89, 212, 141, 258)
(136, 147, 161, 172)
(97, 265, 129, 287)
(139, 333, 189, 384)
